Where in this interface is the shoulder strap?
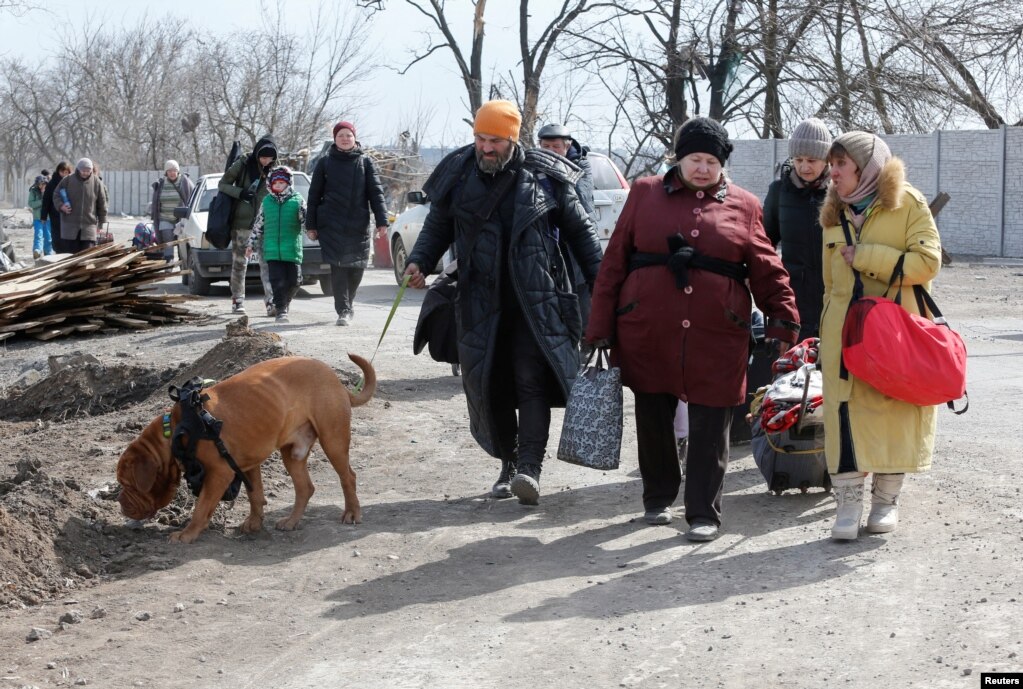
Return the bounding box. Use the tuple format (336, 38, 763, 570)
(474, 169, 516, 225)
(840, 212, 907, 303)
(460, 169, 516, 263)
(173, 179, 188, 204)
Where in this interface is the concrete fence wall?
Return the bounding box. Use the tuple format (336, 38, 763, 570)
(728, 126, 1023, 258)
(102, 167, 201, 217)
(0, 167, 200, 219)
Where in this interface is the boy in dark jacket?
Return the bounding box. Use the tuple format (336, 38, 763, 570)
(245, 166, 306, 323)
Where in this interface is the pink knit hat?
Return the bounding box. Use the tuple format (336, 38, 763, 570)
(333, 121, 356, 138)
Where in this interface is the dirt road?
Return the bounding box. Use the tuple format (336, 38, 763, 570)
(1, 212, 1022, 688)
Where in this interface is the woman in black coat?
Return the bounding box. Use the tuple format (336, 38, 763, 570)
(43, 162, 72, 253)
(306, 121, 389, 325)
(763, 118, 833, 339)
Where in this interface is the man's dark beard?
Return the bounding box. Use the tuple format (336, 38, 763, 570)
(475, 145, 515, 174)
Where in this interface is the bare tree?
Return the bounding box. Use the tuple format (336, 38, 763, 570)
(398, 0, 488, 120)
(515, 0, 594, 144)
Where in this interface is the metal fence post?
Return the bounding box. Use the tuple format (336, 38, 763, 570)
(998, 124, 1007, 258)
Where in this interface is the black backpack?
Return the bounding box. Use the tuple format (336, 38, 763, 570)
(205, 141, 243, 249)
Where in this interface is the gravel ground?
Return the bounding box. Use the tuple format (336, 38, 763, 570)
(1, 207, 1022, 688)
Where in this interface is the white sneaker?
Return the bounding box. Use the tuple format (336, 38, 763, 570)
(232, 299, 246, 314)
(685, 520, 719, 542)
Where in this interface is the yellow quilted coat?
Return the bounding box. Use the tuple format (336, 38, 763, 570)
(819, 157, 942, 473)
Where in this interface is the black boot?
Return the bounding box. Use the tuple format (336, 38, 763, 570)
(490, 459, 517, 499)
(510, 463, 541, 506)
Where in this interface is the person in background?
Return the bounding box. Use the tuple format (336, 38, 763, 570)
(764, 118, 833, 339)
(536, 123, 595, 218)
(43, 162, 71, 253)
(306, 121, 388, 326)
(219, 134, 278, 314)
(585, 117, 799, 542)
(28, 175, 53, 259)
(92, 162, 110, 206)
(246, 166, 306, 323)
(536, 123, 599, 333)
(54, 158, 107, 253)
(403, 101, 602, 505)
(150, 160, 195, 262)
(818, 131, 942, 540)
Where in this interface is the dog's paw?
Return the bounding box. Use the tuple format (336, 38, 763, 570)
(239, 517, 264, 534)
(274, 517, 301, 531)
(341, 510, 362, 525)
(169, 530, 199, 544)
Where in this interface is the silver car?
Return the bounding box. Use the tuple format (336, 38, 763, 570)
(385, 152, 630, 284)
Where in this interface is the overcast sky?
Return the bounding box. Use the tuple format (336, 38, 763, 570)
(2, 0, 612, 149)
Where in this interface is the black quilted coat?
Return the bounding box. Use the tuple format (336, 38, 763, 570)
(763, 160, 828, 338)
(407, 144, 602, 458)
(306, 145, 389, 268)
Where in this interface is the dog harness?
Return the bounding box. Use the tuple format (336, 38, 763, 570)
(166, 377, 251, 502)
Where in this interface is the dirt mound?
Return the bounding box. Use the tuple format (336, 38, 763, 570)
(0, 458, 117, 607)
(0, 362, 176, 421)
(163, 316, 289, 391)
(0, 318, 289, 423)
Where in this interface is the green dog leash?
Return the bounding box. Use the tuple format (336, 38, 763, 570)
(354, 274, 410, 392)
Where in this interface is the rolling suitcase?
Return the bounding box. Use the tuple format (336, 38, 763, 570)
(750, 362, 830, 495)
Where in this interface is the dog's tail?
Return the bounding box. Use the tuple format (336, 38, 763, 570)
(347, 353, 376, 407)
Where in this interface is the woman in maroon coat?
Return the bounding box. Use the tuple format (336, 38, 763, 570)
(585, 118, 799, 542)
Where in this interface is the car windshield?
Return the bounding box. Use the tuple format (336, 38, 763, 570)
(590, 155, 626, 191)
(197, 175, 312, 212)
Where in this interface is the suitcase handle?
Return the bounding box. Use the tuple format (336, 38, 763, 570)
(794, 363, 817, 435)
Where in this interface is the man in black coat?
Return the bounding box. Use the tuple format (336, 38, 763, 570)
(404, 100, 602, 506)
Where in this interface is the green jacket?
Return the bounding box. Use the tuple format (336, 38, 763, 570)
(219, 156, 267, 232)
(29, 186, 44, 220)
(249, 191, 306, 264)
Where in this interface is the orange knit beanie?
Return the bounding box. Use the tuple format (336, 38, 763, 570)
(473, 100, 521, 142)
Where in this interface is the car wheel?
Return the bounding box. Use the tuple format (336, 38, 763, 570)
(391, 236, 408, 286)
(187, 250, 213, 296)
(318, 275, 333, 296)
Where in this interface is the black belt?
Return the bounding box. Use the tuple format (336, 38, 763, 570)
(628, 249, 748, 288)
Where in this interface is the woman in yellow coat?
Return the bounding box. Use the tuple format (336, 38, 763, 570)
(818, 131, 942, 540)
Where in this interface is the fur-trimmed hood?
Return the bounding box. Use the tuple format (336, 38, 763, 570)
(819, 156, 906, 228)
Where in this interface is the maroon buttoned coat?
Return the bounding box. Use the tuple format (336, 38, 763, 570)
(586, 169, 799, 407)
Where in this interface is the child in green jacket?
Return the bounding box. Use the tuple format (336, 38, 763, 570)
(245, 166, 306, 323)
(28, 176, 52, 258)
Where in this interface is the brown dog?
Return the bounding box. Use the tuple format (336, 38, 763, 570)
(116, 355, 375, 543)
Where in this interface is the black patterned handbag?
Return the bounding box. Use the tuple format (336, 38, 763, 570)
(557, 348, 623, 470)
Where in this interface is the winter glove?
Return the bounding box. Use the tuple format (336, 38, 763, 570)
(240, 189, 255, 203)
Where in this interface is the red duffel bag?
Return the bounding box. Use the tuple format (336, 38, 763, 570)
(838, 220, 967, 412)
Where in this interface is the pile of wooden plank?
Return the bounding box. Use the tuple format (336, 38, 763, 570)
(0, 242, 198, 342)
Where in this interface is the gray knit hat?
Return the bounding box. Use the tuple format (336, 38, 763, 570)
(76, 157, 93, 172)
(832, 131, 891, 173)
(788, 118, 832, 160)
